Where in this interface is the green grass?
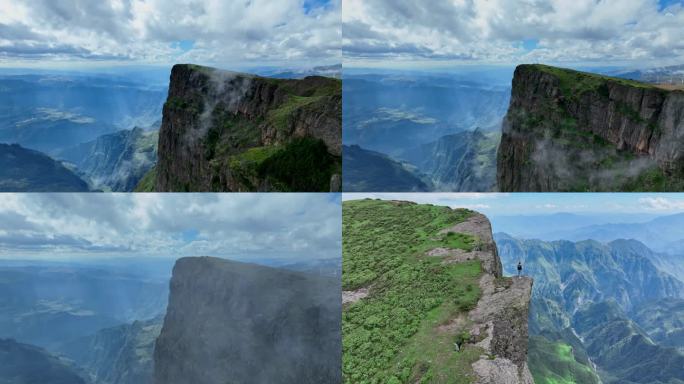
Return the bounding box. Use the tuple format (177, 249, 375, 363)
(528, 64, 660, 98)
(343, 200, 484, 384)
(528, 335, 600, 384)
(133, 166, 156, 192)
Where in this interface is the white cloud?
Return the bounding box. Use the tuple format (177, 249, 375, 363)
(0, 0, 341, 66)
(343, 0, 684, 66)
(638, 197, 684, 210)
(0, 194, 341, 261)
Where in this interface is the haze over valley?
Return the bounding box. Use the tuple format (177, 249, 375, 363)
(0, 194, 342, 384)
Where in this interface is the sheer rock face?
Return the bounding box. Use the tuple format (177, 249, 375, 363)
(497, 64, 684, 191)
(155, 64, 341, 192)
(153, 257, 341, 384)
(440, 212, 534, 384)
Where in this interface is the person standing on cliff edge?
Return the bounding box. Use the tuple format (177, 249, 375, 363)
(517, 261, 523, 277)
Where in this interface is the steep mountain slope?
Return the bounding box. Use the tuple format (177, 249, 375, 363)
(633, 298, 684, 353)
(154, 257, 341, 384)
(496, 234, 684, 383)
(154, 64, 341, 192)
(57, 317, 162, 384)
(402, 129, 499, 191)
(343, 200, 533, 384)
(573, 301, 684, 384)
(497, 64, 684, 191)
(0, 338, 85, 384)
(57, 128, 158, 192)
(342, 144, 431, 191)
(0, 143, 89, 191)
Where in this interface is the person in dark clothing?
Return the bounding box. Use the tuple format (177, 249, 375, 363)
(517, 261, 523, 277)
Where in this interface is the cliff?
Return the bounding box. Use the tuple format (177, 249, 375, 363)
(58, 127, 158, 192)
(403, 129, 499, 192)
(497, 64, 684, 191)
(342, 200, 533, 383)
(154, 64, 341, 192)
(0, 143, 89, 192)
(154, 257, 341, 384)
(57, 317, 162, 384)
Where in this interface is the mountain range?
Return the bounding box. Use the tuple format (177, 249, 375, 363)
(496, 233, 684, 384)
(342, 71, 511, 192)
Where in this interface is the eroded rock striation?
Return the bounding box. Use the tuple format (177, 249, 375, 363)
(497, 64, 684, 191)
(155, 64, 341, 192)
(154, 257, 341, 384)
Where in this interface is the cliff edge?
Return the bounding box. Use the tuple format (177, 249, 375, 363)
(342, 200, 533, 383)
(154, 64, 341, 192)
(153, 257, 341, 384)
(497, 64, 684, 191)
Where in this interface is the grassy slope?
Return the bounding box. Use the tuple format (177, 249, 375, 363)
(134, 166, 156, 192)
(343, 199, 484, 384)
(529, 335, 600, 384)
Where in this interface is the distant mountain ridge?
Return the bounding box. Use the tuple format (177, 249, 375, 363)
(342, 144, 431, 191)
(0, 338, 86, 384)
(0, 143, 89, 191)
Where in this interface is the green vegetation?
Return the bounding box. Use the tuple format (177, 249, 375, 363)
(257, 137, 339, 192)
(529, 64, 660, 100)
(343, 200, 484, 383)
(165, 96, 203, 115)
(528, 336, 600, 384)
(223, 146, 281, 190)
(267, 95, 322, 132)
(134, 166, 157, 192)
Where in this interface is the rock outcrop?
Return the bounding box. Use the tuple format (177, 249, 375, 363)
(154, 257, 341, 384)
(497, 64, 684, 191)
(439, 213, 534, 384)
(155, 64, 341, 192)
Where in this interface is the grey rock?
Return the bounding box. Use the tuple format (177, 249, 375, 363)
(154, 257, 341, 384)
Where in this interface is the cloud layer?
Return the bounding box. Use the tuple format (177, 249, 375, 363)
(0, 194, 341, 261)
(343, 0, 684, 65)
(0, 0, 340, 66)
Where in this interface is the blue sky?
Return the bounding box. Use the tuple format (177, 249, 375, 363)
(342, 193, 684, 216)
(343, 0, 684, 67)
(0, 0, 341, 68)
(0, 194, 341, 261)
